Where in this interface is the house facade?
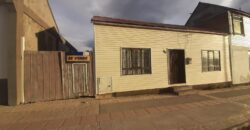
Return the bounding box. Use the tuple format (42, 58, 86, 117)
(0, 1, 16, 105)
(0, 0, 74, 105)
(92, 16, 232, 96)
(186, 2, 250, 85)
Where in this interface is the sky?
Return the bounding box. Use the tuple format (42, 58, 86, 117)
(49, 0, 250, 51)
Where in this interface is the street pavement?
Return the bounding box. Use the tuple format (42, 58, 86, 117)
(1, 86, 250, 130)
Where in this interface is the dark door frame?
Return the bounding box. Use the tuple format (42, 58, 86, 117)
(168, 49, 187, 85)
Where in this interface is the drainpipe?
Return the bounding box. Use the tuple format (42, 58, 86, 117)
(228, 11, 234, 85)
(21, 36, 25, 103)
(228, 35, 233, 85)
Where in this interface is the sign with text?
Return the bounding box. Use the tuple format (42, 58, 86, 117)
(65, 52, 90, 63)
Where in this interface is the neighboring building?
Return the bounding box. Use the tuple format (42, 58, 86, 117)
(186, 2, 250, 85)
(0, 0, 76, 105)
(92, 16, 232, 96)
(37, 27, 78, 52)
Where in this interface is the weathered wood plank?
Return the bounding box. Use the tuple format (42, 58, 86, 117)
(74, 65, 79, 94)
(37, 53, 44, 101)
(65, 64, 71, 99)
(68, 64, 74, 98)
(24, 52, 31, 102)
(63, 64, 68, 99)
(49, 52, 56, 100)
(43, 53, 50, 101)
(55, 53, 62, 100)
(66, 64, 70, 99)
(31, 53, 39, 102)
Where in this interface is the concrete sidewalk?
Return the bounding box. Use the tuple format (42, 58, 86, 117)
(1, 86, 250, 130)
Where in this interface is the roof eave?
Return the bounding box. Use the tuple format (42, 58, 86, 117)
(93, 20, 228, 36)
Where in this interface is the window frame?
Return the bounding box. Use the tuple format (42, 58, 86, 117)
(201, 50, 221, 72)
(232, 14, 245, 36)
(248, 51, 250, 71)
(121, 48, 152, 76)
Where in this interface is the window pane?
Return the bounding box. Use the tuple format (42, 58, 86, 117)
(137, 49, 142, 74)
(141, 49, 145, 74)
(233, 15, 244, 34)
(248, 51, 250, 71)
(131, 49, 136, 74)
(202, 51, 208, 72)
(234, 20, 242, 34)
(127, 49, 132, 75)
(214, 51, 221, 71)
(121, 48, 151, 75)
(122, 49, 127, 75)
(208, 51, 215, 71)
(144, 49, 151, 74)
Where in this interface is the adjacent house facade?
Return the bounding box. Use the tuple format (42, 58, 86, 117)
(0, 0, 77, 105)
(186, 2, 250, 85)
(92, 16, 232, 96)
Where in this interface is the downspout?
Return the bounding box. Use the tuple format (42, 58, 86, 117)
(21, 36, 25, 103)
(227, 11, 234, 85)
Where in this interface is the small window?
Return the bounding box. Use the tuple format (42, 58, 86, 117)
(248, 51, 250, 70)
(202, 50, 221, 72)
(122, 48, 151, 75)
(233, 14, 244, 35)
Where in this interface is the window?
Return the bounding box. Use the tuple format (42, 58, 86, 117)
(202, 50, 221, 72)
(233, 14, 244, 35)
(122, 48, 151, 75)
(248, 51, 250, 71)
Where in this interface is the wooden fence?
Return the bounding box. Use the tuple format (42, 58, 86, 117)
(24, 51, 95, 103)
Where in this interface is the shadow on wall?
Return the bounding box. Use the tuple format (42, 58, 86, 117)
(0, 79, 8, 105)
(36, 27, 77, 52)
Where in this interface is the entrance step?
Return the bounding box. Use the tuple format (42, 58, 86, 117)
(173, 86, 198, 96)
(173, 86, 192, 91)
(176, 89, 198, 96)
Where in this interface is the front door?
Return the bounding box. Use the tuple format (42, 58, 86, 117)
(169, 49, 186, 84)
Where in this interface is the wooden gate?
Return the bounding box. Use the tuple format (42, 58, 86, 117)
(62, 63, 94, 99)
(73, 64, 89, 96)
(24, 51, 95, 103)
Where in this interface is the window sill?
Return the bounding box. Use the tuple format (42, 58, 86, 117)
(121, 74, 152, 76)
(233, 33, 245, 36)
(202, 70, 221, 73)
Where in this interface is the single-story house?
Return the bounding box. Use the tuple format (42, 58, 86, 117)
(92, 16, 232, 97)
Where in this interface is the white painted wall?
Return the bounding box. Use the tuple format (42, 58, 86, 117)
(0, 5, 16, 79)
(231, 45, 250, 84)
(230, 14, 250, 84)
(94, 24, 231, 94)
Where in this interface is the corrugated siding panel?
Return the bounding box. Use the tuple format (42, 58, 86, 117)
(94, 25, 231, 94)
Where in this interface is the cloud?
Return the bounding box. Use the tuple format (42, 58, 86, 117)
(49, 0, 250, 51)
